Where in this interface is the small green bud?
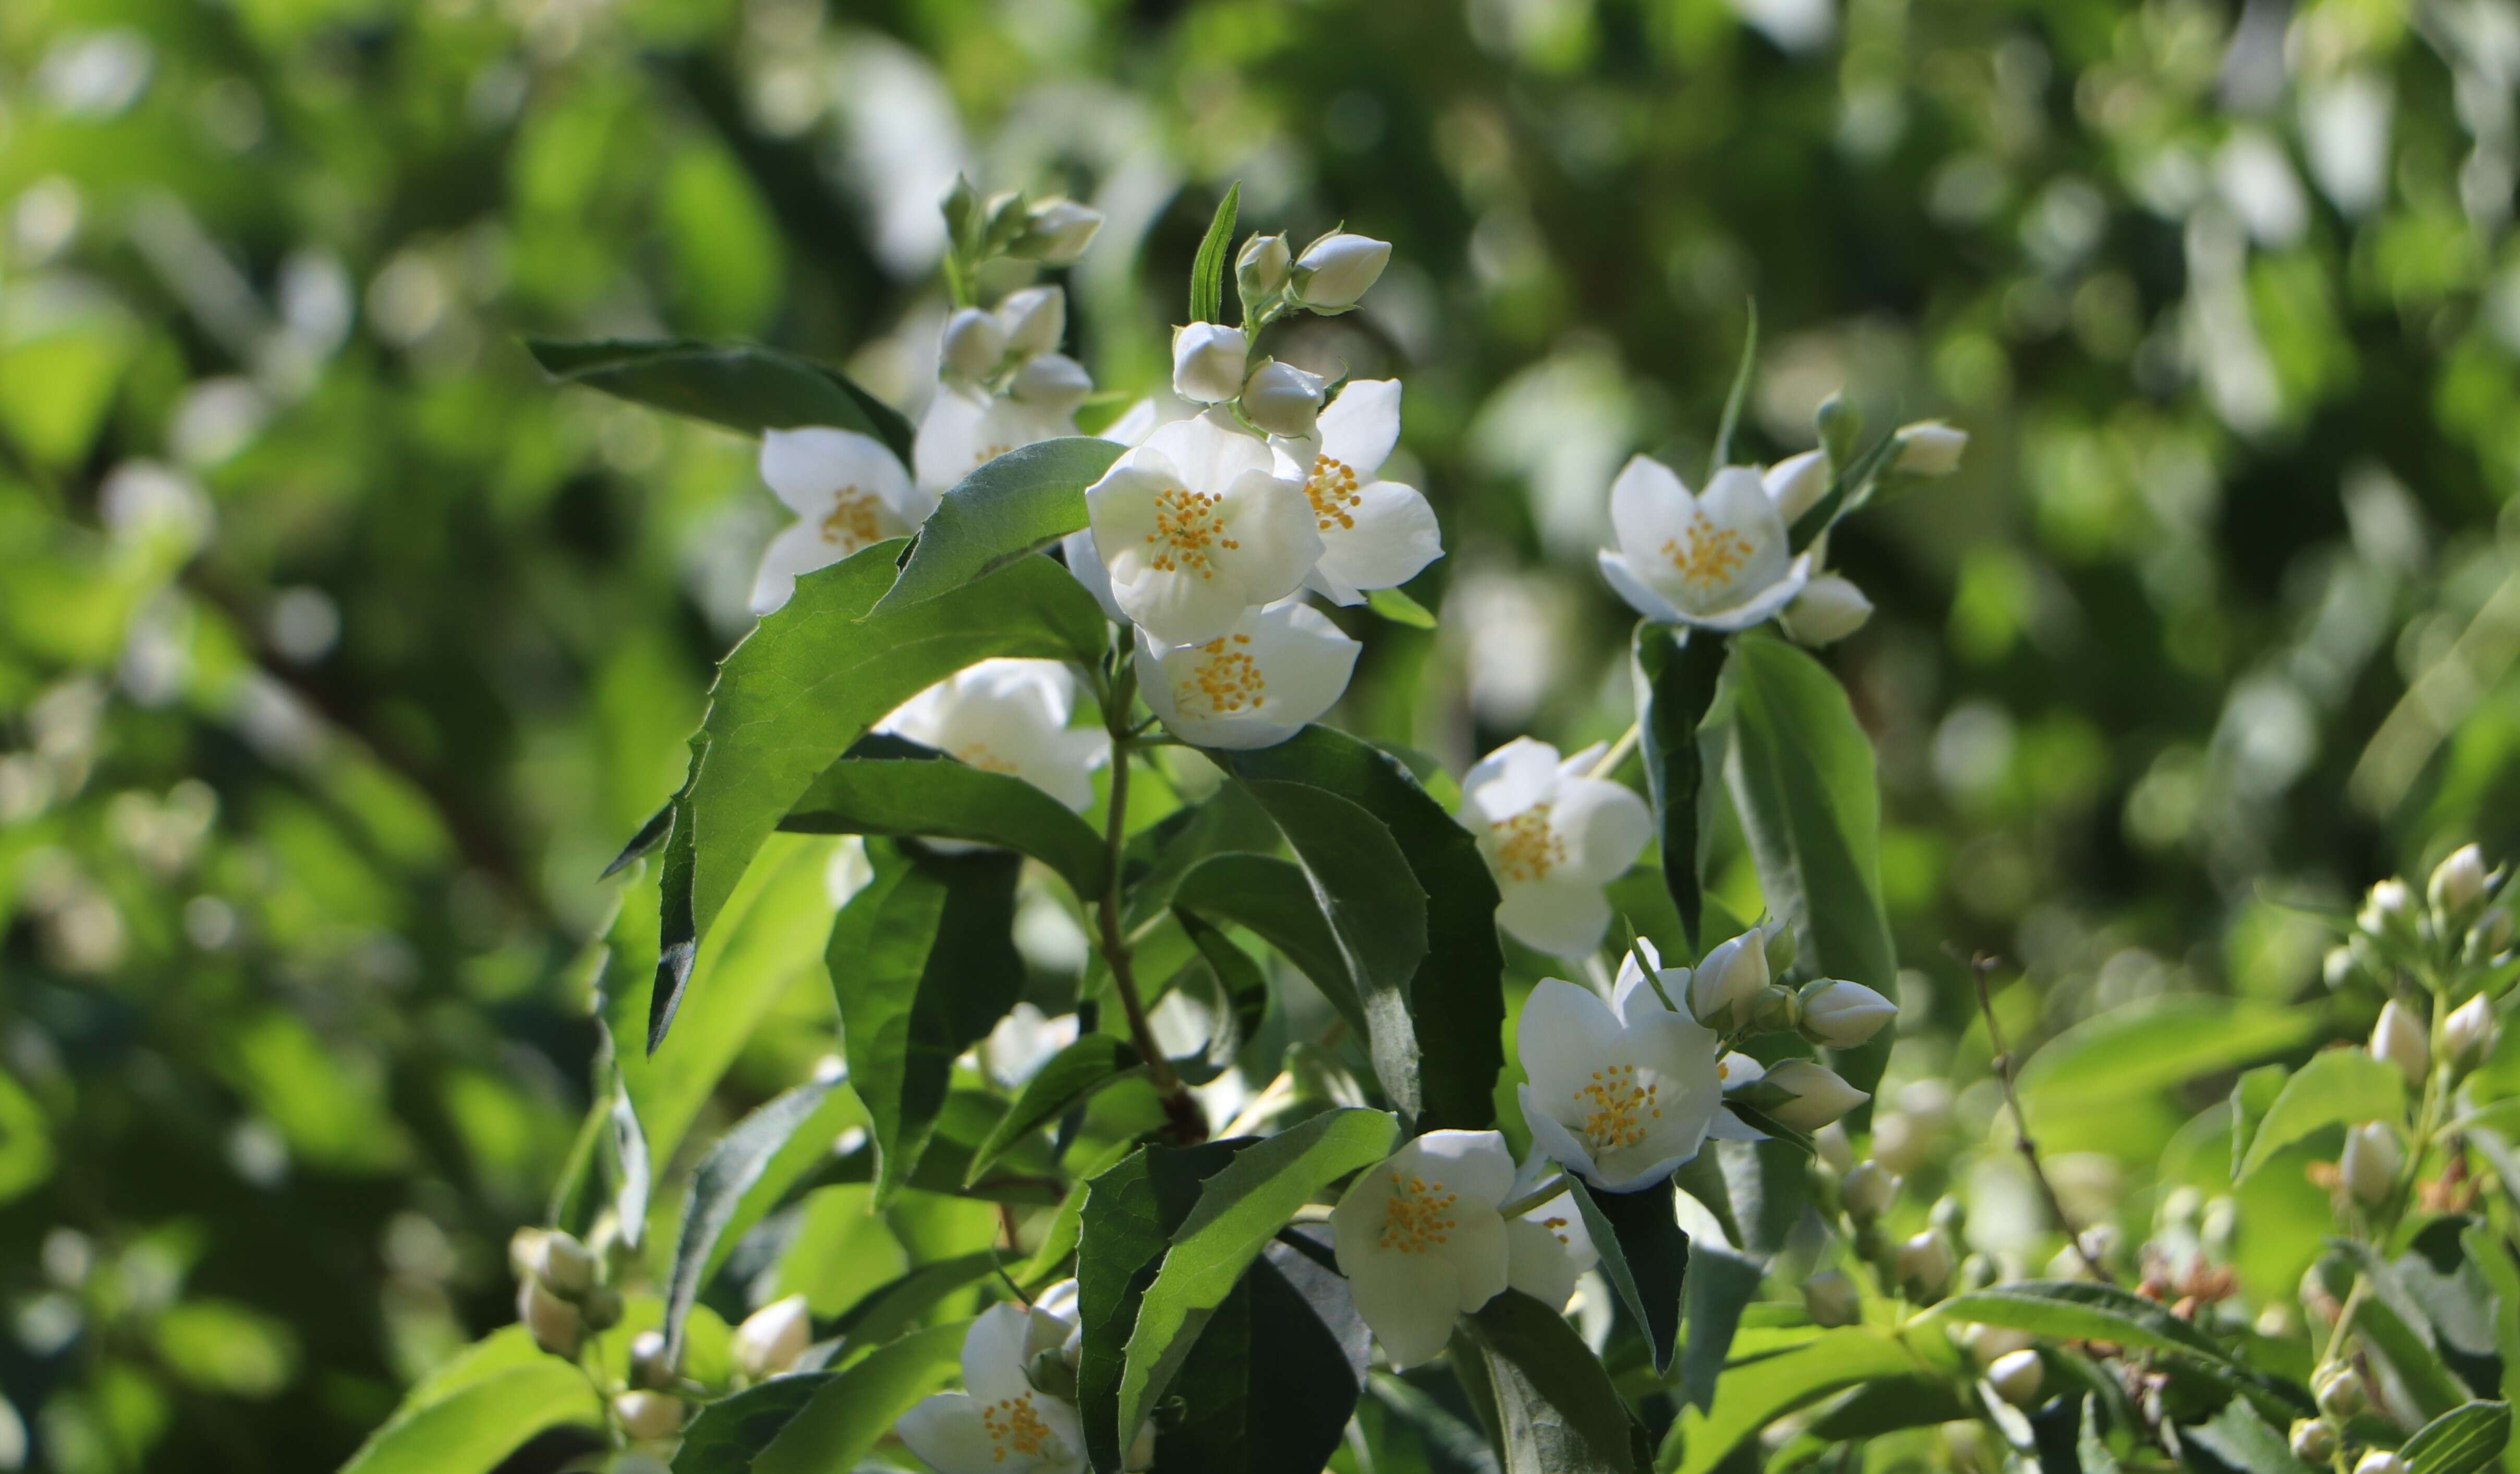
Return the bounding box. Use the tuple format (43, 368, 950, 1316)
(2314, 1364, 2367, 1419)
(580, 1285, 624, 1333)
(1815, 392, 1860, 471)
(2289, 1420, 2335, 1463)
(1762, 922, 1799, 978)
(1749, 984, 1800, 1034)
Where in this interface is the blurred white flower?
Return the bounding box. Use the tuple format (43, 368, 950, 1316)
(940, 308, 1009, 381)
(1290, 231, 1391, 312)
(2368, 998, 2428, 1087)
(1501, 1155, 1598, 1312)
(2445, 993, 2496, 1068)
(1330, 1130, 1513, 1368)
(1458, 738, 1650, 958)
(1798, 980, 1897, 1048)
(1516, 974, 1725, 1192)
(1597, 458, 1810, 631)
(1010, 199, 1104, 265)
(1171, 323, 1249, 405)
(1135, 601, 1360, 750)
(1779, 575, 1874, 645)
(732, 1295, 812, 1381)
(876, 659, 1108, 813)
(915, 389, 1078, 497)
(2431, 844, 2488, 915)
(2341, 1121, 2399, 1204)
(1277, 380, 1444, 607)
(914, 286, 1087, 494)
(1084, 414, 1319, 645)
(899, 1280, 1148, 1473)
(1890, 421, 1968, 476)
(750, 428, 933, 615)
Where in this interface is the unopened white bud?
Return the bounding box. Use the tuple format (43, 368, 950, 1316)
(2315, 1363, 2367, 1418)
(2355, 1452, 2408, 1474)
(1171, 322, 1248, 405)
(507, 1226, 547, 1281)
(1009, 352, 1093, 415)
(1780, 575, 1874, 645)
(2445, 993, 2496, 1068)
(1240, 358, 1327, 438)
(2432, 844, 2489, 917)
(1892, 421, 1967, 476)
(1803, 1269, 1860, 1326)
(1896, 1227, 1956, 1297)
(941, 308, 1009, 381)
(2323, 945, 2358, 991)
(2369, 999, 2428, 1086)
(1870, 1110, 1929, 1173)
(1291, 232, 1390, 311)
(614, 1390, 685, 1442)
(995, 286, 1066, 362)
(733, 1294, 813, 1381)
(1987, 1348, 2044, 1407)
(516, 1277, 584, 1358)
(1814, 1122, 1856, 1173)
(1764, 1060, 1869, 1132)
(2288, 1419, 2335, 1463)
(2341, 1122, 2401, 1205)
(1798, 979, 1897, 1047)
(629, 1329, 674, 1390)
(1840, 1161, 1896, 1222)
(1960, 1324, 2036, 1365)
(1011, 199, 1103, 265)
(532, 1231, 596, 1298)
(1690, 931, 1768, 1029)
(2361, 879, 2414, 937)
(1237, 233, 1291, 299)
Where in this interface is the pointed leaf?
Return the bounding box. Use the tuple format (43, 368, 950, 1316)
(1678, 1242, 1763, 1414)
(1635, 626, 1728, 948)
(1078, 1141, 1252, 1471)
(662, 1073, 842, 1363)
(1171, 852, 1367, 1037)
(1455, 1290, 1645, 1474)
(1190, 183, 1243, 325)
(2237, 1049, 2405, 1180)
(2403, 1401, 2514, 1474)
(782, 736, 1108, 900)
(1153, 1254, 1368, 1474)
(1707, 303, 1757, 480)
(873, 436, 1125, 613)
(963, 1036, 1144, 1188)
(751, 1320, 973, 1474)
(525, 337, 913, 461)
(1566, 1177, 1690, 1375)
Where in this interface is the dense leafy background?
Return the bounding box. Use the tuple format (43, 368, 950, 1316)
(2, 0, 2514, 1466)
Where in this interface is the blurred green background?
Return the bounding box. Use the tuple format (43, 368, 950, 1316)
(3, 0, 2516, 1466)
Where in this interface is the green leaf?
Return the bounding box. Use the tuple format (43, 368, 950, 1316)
(1366, 584, 1439, 629)
(1566, 1177, 1689, 1376)
(2017, 993, 2321, 1119)
(1927, 1281, 2311, 1421)
(1079, 1141, 1252, 1471)
(1117, 1108, 1401, 1451)
(1657, 1326, 1929, 1474)
(826, 842, 1026, 1202)
(1713, 637, 1899, 1108)
(2457, 1226, 2520, 1474)
(1225, 726, 1507, 1132)
(671, 1372, 832, 1474)
(2230, 1063, 2288, 1182)
(1714, 1138, 1812, 1258)
(1707, 302, 1757, 480)
(782, 736, 1109, 901)
(1119, 787, 1285, 930)
(752, 1320, 973, 1474)
(2404, 1401, 2515, 1474)
(651, 541, 1106, 1051)
(1678, 1241, 1764, 1414)
(964, 1034, 1144, 1188)
(1635, 625, 1729, 949)
(1154, 1253, 1368, 1474)
(829, 1254, 1001, 1362)
(1172, 852, 1367, 1036)
(524, 337, 914, 461)
(1170, 909, 1270, 1086)
(337, 1346, 599, 1474)
(1455, 1290, 1646, 1474)
(1190, 182, 1243, 325)
(2182, 1398, 2318, 1474)
(662, 1072, 842, 1363)
(1785, 431, 1901, 553)
(609, 1077, 652, 1251)
(2335, 1239, 2473, 1421)
(873, 437, 1126, 613)
(2237, 1048, 2406, 1180)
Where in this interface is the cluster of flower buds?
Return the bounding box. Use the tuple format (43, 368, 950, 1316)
(1167, 227, 1391, 439)
(509, 1226, 620, 1360)
(935, 287, 1090, 417)
(2335, 844, 2512, 986)
(2295, 1365, 2412, 1474)
(1685, 924, 1896, 1134)
(940, 175, 1105, 274)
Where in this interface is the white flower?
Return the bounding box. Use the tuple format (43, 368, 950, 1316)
(2361, 878, 2413, 935)
(2341, 1121, 2399, 1204)
(1012, 199, 1103, 265)
(1458, 738, 1651, 958)
(1277, 380, 1444, 606)
(940, 308, 1009, 381)
(2445, 993, 2496, 1067)
(1892, 421, 1968, 476)
(1329, 1130, 1514, 1368)
(1686, 927, 1770, 1030)
(1780, 575, 1873, 645)
(1171, 323, 1249, 405)
(914, 287, 1086, 493)
(1291, 231, 1391, 312)
(733, 1295, 813, 1381)
(2368, 999, 2428, 1087)
(1240, 358, 1327, 438)
(1798, 980, 1897, 1048)
(876, 659, 1107, 813)
(2431, 843, 2489, 915)
(913, 385, 1078, 496)
(1135, 601, 1360, 750)
(750, 428, 934, 615)
(1760, 1059, 1868, 1131)
(898, 1281, 1145, 1474)
(1084, 413, 1320, 645)
(1598, 457, 1811, 631)
(1501, 1156, 1598, 1312)
(1515, 974, 1726, 1192)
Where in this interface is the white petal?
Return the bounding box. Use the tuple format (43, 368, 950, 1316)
(1505, 1208, 1596, 1311)
(1518, 1082, 1603, 1184)
(1144, 411, 1275, 493)
(1550, 778, 1652, 883)
(1060, 528, 1128, 625)
(1215, 471, 1324, 608)
(1314, 479, 1442, 594)
(1388, 1128, 1517, 1208)
(961, 1302, 1036, 1403)
(1345, 1244, 1472, 1369)
(1610, 963, 1693, 1026)
(749, 519, 844, 615)
(1497, 875, 1614, 958)
(1597, 550, 1685, 624)
(1516, 979, 1626, 1098)
(912, 390, 990, 497)
(1303, 562, 1366, 606)
(897, 1393, 1002, 1474)
(760, 427, 907, 517)
(1763, 449, 1830, 525)
(1140, 604, 1359, 749)
(1678, 466, 1794, 611)
(1607, 455, 1693, 567)
(1680, 554, 1812, 632)
(1461, 737, 1564, 828)
(1315, 379, 1403, 475)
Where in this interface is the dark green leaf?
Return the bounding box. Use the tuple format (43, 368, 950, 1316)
(1785, 431, 1900, 553)
(1635, 625, 1728, 949)
(781, 737, 1108, 900)
(1714, 1138, 1812, 1258)
(1453, 1290, 1645, 1474)
(752, 1320, 972, 1474)
(2180, 1398, 2318, 1474)
(2402, 1400, 2513, 1474)
(1153, 1253, 1366, 1474)
(2230, 1064, 2287, 1182)
(1659, 1326, 1931, 1474)
(1190, 182, 1242, 325)
(1079, 1140, 1251, 1471)
(670, 1371, 831, 1474)
(964, 1035, 1144, 1188)
(2027, 1390, 2085, 1474)
(1804, 1374, 1974, 1440)
(602, 798, 675, 879)
(1170, 910, 1269, 1087)
(1171, 852, 1366, 1036)
(337, 1338, 599, 1474)
(873, 436, 1125, 613)
(2236, 1049, 2405, 1181)
(1120, 787, 1283, 930)
(663, 1073, 841, 1363)
(1670, 1152, 1744, 1253)
(1565, 1177, 1688, 1376)
(829, 1254, 1001, 1361)
(1679, 1242, 1763, 1414)
(2335, 1240, 2472, 1422)
(1929, 1281, 2310, 1421)
(524, 337, 914, 461)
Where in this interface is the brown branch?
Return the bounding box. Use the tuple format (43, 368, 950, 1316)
(1959, 947, 2116, 1286)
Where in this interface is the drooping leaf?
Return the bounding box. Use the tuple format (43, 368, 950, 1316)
(2402, 1400, 2515, 1474)
(1077, 1140, 1252, 1472)
(1678, 1241, 1764, 1414)
(1658, 1326, 1933, 1474)
(1189, 182, 1242, 325)
(2180, 1397, 2319, 1474)
(829, 1254, 1002, 1363)
(1928, 1281, 2311, 1421)
(1635, 625, 1728, 949)
(337, 1332, 600, 1474)
(1565, 1177, 1689, 1376)
(524, 337, 913, 461)
(1171, 852, 1367, 1035)
(782, 735, 1108, 900)
(873, 437, 1126, 613)
(662, 1073, 842, 1363)
(1455, 1290, 1646, 1474)
(964, 1035, 1144, 1188)
(671, 1372, 832, 1474)
(1706, 302, 1758, 479)
(825, 842, 1026, 1202)
(1153, 1253, 1368, 1474)
(697, 1083, 862, 1285)
(752, 1320, 973, 1474)
(1118, 1108, 1401, 1452)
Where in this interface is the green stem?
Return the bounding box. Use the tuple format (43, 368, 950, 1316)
(1094, 650, 1204, 1144)
(1498, 1173, 1572, 1219)
(1588, 720, 1642, 780)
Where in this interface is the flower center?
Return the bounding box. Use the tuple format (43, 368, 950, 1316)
(981, 1392, 1056, 1461)
(1573, 1063, 1661, 1153)
(1142, 485, 1239, 578)
(819, 488, 883, 550)
(1662, 513, 1752, 589)
(1307, 455, 1363, 531)
(1540, 1214, 1572, 1246)
(1487, 806, 1565, 883)
(1378, 1173, 1459, 1254)
(953, 742, 1021, 776)
(1177, 634, 1266, 717)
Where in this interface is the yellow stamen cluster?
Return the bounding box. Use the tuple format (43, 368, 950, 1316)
(1178, 634, 1265, 717)
(1143, 485, 1239, 577)
(980, 1392, 1054, 1462)
(1541, 1214, 1572, 1246)
(953, 742, 1021, 776)
(1307, 454, 1363, 531)
(1488, 806, 1565, 883)
(1573, 1063, 1661, 1152)
(1662, 513, 1752, 588)
(819, 488, 883, 550)
(1378, 1174, 1459, 1254)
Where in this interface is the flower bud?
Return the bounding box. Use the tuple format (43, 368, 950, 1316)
(508, 1226, 547, 1281)
(2360, 879, 2413, 938)
(941, 308, 1009, 381)
(1009, 352, 1094, 415)
(2341, 1122, 2400, 1205)
(2323, 945, 2358, 992)
(1814, 1122, 1856, 1174)
(733, 1294, 813, 1382)
(1291, 231, 1390, 311)
(1240, 358, 1327, 438)
(2445, 993, 2495, 1069)
(629, 1329, 674, 1390)
(532, 1231, 596, 1298)
(2315, 1364, 2368, 1418)
(1930, 1194, 1968, 1235)
(580, 1285, 623, 1332)
(1764, 1059, 1869, 1132)
(1780, 575, 1874, 646)
(1803, 1269, 1860, 1327)
(1815, 393, 1861, 469)
(2473, 909, 2516, 961)
(1690, 932, 1768, 1029)
(1763, 922, 1799, 978)
(1010, 199, 1103, 265)
(2289, 1420, 2335, 1463)
(1896, 1227, 1956, 1299)
(1749, 984, 1801, 1035)
(940, 174, 983, 246)
(2369, 999, 2429, 1087)
(614, 1390, 685, 1442)
(2432, 844, 2489, 917)
(1028, 1345, 1081, 1403)
(2355, 1452, 2409, 1474)
(1798, 979, 1897, 1048)
(1987, 1348, 2044, 1407)
(995, 286, 1067, 363)
(2201, 1196, 2239, 1254)
(1839, 1161, 1895, 1222)
(1891, 421, 1967, 476)
(516, 1277, 584, 1358)
(1870, 1110, 1929, 1174)
(1959, 1324, 2035, 1365)
(1237, 233, 1291, 300)
(1171, 323, 1247, 405)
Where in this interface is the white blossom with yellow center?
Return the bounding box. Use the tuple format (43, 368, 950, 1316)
(1502, 1153, 1600, 1311)
(1329, 1129, 1514, 1368)
(874, 659, 1107, 814)
(749, 428, 935, 615)
(1615, 939, 1771, 1143)
(1084, 412, 1322, 647)
(1517, 972, 1726, 1193)
(1134, 601, 1361, 750)
(1270, 380, 1444, 605)
(898, 1280, 1148, 1474)
(1597, 456, 1811, 631)
(1459, 738, 1652, 958)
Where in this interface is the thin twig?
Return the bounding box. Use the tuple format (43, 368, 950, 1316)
(1959, 947, 2115, 1285)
